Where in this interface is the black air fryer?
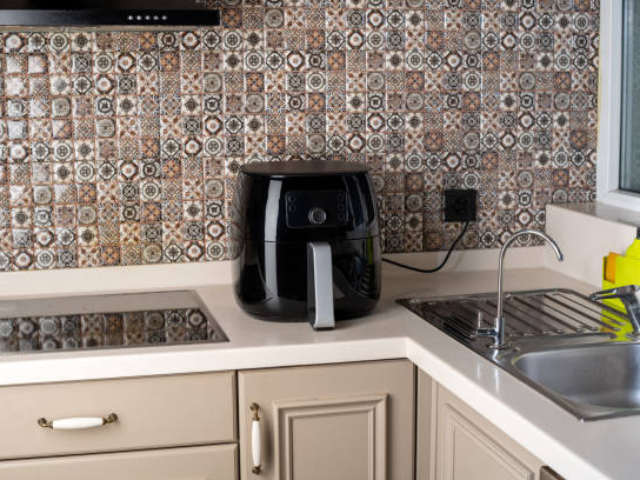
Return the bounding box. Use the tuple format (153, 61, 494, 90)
(231, 161, 381, 329)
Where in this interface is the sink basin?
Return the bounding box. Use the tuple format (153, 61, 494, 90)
(513, 344, 640, 417)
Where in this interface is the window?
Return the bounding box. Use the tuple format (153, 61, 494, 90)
(621, 0, 640, 193)
(597, 1, 640, 209)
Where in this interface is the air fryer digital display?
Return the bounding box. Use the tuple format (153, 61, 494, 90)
(285, 190, 348, 229)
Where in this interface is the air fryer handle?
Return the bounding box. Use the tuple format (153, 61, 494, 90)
(307, 242, 335, 330)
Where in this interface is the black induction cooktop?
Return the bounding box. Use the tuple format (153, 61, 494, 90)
(0, 291, 227, 355)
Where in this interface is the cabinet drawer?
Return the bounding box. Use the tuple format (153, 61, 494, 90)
(0, 444, 238, 480)
(0, 372, 236, 460)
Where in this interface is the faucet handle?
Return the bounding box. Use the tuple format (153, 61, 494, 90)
(590, 285, 640, 301)
(590, 285, 640, 339)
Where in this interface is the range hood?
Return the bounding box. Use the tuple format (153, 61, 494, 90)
(0, 0, 220, 27)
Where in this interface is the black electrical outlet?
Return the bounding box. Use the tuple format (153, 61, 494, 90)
(444, 189, 477, 222)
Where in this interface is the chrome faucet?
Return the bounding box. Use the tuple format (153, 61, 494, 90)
(478, 229, 564, 349)
(590, 285, 640, 338)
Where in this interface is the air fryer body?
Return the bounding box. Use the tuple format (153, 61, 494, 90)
(230, 161, 381, 322)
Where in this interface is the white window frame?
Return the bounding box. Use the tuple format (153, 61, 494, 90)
(597, 0, 640, 210)
(596, 0, 640, 211)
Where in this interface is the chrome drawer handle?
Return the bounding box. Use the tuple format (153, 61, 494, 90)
(38, 413, 118, 430)
(251, 403, 262, 475)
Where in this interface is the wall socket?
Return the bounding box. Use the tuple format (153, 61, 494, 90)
(444, 189, 477, 223)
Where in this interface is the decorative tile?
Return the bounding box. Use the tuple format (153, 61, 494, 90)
(0, 2, 599, 270)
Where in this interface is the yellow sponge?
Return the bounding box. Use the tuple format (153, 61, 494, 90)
(604, 252, 619, 283)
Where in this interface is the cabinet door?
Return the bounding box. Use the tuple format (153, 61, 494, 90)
(0, 444, 238, 480)
(239, 360, 414, 480)
(435, 385, 543, 480)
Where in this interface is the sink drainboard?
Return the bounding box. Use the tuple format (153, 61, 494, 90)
(399, 289, 628, 342)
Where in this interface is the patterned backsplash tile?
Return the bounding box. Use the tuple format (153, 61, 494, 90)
(0, 0, 599, 271)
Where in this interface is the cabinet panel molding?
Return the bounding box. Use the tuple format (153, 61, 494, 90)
(440, 402, 535, 480)
(274, 394, 388, 480)
(434, 385, 543, 480)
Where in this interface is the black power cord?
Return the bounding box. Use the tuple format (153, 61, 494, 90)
(382, 220, 470, 274)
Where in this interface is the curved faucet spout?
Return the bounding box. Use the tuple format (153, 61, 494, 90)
(479, 229, 564, 349)
(499, 229, 563, 263)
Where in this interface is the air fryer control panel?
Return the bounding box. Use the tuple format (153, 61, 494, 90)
(285, 190, 348, 228)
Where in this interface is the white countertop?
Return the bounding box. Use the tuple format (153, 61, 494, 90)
(0, 264, 633, 480)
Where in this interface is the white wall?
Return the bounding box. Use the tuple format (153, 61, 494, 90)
(545, 204, 638, 287)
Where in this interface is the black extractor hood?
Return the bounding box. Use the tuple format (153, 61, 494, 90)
(0, 0, 221, 27)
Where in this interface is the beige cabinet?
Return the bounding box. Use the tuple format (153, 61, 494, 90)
(0, 444, 238, 480)
(238, 360, 415, 480)
(416, 366, 436, 479)
(0, 372, 238, 480)
(417, 370, 546, 480)
(435, 384, 544, 480)
(0, 372, 236, 460)
(0, 360, 566, 480)
(540, 467, 564, 480)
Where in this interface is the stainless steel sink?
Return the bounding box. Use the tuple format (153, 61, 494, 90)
(512, 344, 640, 418)
(398, 289, 639, 421)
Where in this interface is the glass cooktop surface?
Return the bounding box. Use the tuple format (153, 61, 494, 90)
(0, 291, 227, 355)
